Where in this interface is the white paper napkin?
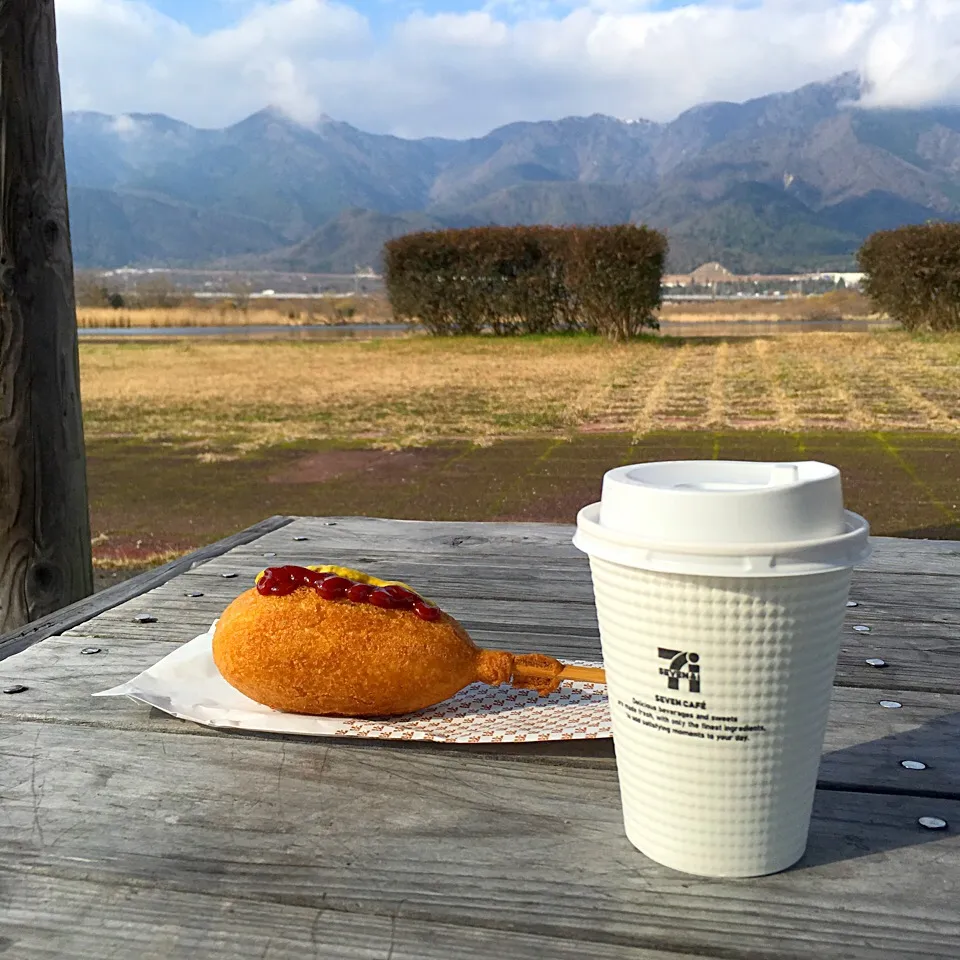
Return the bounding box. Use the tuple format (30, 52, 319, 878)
(95, 622, 612, 743)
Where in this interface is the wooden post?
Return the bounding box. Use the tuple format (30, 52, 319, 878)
(0, 0, 93, 630)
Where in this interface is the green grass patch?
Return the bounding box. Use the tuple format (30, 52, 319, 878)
(87, 430, 960, 562)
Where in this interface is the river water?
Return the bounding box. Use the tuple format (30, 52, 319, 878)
(78, 318, 896, 341)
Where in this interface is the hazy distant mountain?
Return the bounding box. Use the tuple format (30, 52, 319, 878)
(64, 73, 960, 274)
(69, 188, 285, 266)
(245, 209, 453, 274)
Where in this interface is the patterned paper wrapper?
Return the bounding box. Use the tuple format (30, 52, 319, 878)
(95, 622, 611, 743)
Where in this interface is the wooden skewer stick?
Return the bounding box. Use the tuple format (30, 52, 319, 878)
(510, 657, 606, 686)
(557, 664, 607, 684)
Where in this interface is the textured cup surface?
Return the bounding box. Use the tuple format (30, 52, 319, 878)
(590, 557, 852, 877)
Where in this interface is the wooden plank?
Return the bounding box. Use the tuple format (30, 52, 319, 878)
(1, 722, 958, 960)
(842, 577, 959, 622)
(75, 561, 952, 639)
(819, 685, 960, 798)
(272, 518, 960, 575)
(834, 616, 960, 693)
(0, 0, 93, 629)
(0, 515, 293, 661)
(857, 537, 960, 577)
(280, 516, 588, 558)
(3, 635, 960, 797)
(231, 516, 960, 568)
(2, 874, 708, 960)
(151, 544, 960, 620)
(205, 550, 595, 588)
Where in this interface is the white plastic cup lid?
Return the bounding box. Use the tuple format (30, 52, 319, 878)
(573, 460, 871, 577)
(602, 460, 843, 544)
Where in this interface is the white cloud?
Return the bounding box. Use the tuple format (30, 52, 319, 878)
(857, 0, 960, 108)
(111, 114, 139, 135)
(56, 0, 960, 138)
(58, 0, 369, 126)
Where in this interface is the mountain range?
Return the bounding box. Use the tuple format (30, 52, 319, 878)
(65, 72, 960, 275)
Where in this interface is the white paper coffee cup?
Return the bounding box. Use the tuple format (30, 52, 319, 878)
(573, 460, 871, 877)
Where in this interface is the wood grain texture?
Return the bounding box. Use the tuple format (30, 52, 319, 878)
(0, 0, 93, 630)
(3, 633, 959, 796)
(0, 515, 292, 661)
(1, 874, 711, 960)
(268, 517, 960, 574)
(1, 722, 959, 960)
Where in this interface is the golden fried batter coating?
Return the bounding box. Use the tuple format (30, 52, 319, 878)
(213, 587, 514, 716)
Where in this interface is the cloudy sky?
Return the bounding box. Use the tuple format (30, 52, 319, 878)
(58, 0, 960, 138)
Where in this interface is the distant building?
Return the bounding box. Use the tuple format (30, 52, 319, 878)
(810, 272, 865, 288)
(664, 263, 737, 287)
(690, 262, 736, 284)
(662, 264, 862, 292)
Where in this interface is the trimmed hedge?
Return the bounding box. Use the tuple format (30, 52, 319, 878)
(383, 224, 666, 340)
(858, 222, 960, 331)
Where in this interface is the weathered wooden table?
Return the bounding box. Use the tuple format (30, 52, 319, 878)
(1, 516, 958, 959)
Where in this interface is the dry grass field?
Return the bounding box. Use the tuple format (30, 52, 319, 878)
(78, 328, 960, 573)
(76, 296, 396, 329)
(79, 331, 960, 451)
(659, 289, 877, 322)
